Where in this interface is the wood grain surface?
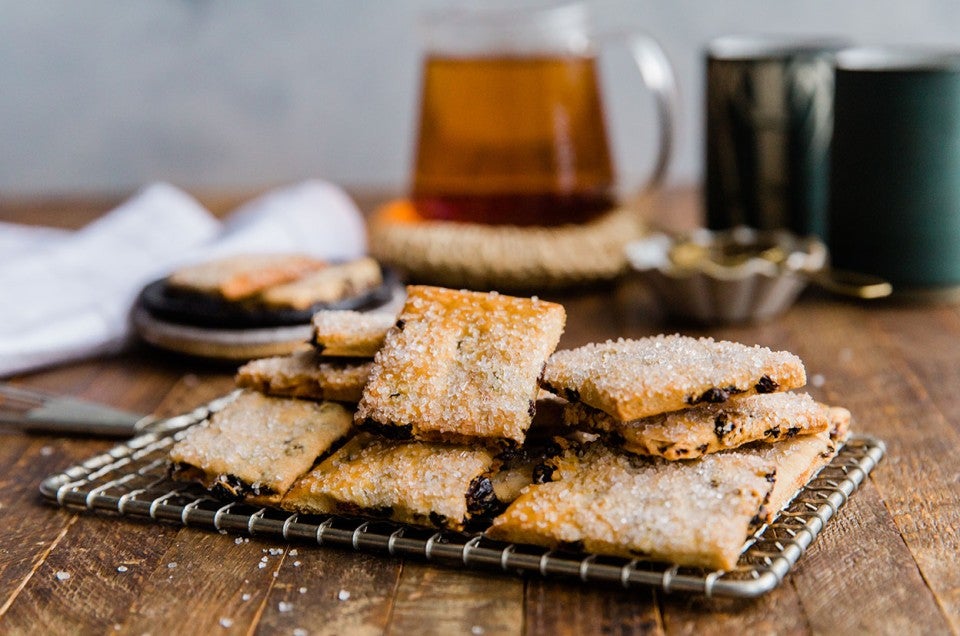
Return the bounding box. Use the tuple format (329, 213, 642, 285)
(1, 190, 957, 635)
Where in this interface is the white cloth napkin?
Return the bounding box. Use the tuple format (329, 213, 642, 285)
(0, 180, 367, 377)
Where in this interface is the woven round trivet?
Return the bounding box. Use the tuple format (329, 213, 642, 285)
(368, 200, 646, 290)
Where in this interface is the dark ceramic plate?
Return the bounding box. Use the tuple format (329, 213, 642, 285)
(136, 264, 399, 329)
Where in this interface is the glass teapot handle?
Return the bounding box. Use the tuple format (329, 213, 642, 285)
(618, 34, 678, 192)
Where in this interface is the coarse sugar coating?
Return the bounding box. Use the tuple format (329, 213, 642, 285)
(542, 335, 806, 421)
(355, 285, 566, 445)
(236, 350, 373, 403)
(167, 253, 326, 301)
(280, 433, 498, 531)
(169, 391, 352, 501)
(564, 392, 829, 460)
(310, 309, 396, 357)
(486, 441, 775, 570)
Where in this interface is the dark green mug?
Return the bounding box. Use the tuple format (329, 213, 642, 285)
(705, 36, 848, 238)
(829, 47, 960, 297)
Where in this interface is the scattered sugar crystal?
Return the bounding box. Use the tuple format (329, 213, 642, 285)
(293, 561, 302, 567)
(278, 601, 294, 613)
(258, 562, 267, 569)
(472, 627, 485, 635)
(337, 589, 350, 601)
(811, 373, 825, 388)
(272, 572, 278, 578)
(293, 629, 308, 636)
(55, 571, 70, 581)
(269, 548, 283, 556)
(260, 556, 269, 562)
(235, 538, 244, 545)
(299, 587, 307, 594)
(219, 618, 233, 628)
(40, 446, 54, 457)
(242, 593, 252, 602)
(167, 562, 177, 569)
(117, 565, 128, 573)
(289, 549, 298, 556)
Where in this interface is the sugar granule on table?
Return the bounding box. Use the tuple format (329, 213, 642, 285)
(55, 571, 70, 581)
(278, 601, 294, 613)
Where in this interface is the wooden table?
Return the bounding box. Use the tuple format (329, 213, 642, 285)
(1, 189, 957, 635)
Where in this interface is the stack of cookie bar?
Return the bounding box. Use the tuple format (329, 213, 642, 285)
(488, 336, 849, 569)
(170, 284, 849, 571)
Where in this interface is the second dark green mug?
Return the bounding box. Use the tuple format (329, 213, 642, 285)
(829, 47, 960, 297)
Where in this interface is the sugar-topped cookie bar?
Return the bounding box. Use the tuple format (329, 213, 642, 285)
(355, 285, 566, 445)
(280, 433, 500, 530)
(259, 256, 383, 310)
(169, 391, 352, 503)
(281, 429, 563, 530)
(564, 391, 829, 460)
(310, 310, 396, 357)
(486, 441, 776, 570)
(236, 350, 372, 403)
(168, 253, 326, 301)
(542, 335, 805, 421)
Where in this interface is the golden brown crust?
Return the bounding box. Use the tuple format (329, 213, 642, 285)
(236, 350, 372, 403)
(487, 441, 775, 570)
(751, 405, 850, 522)
(355, 286, 566, 445)
(169, 391, 353, 499)
(564, 392, 829, 460)
(542, 335, 806, 421)
(167, 253, 326, 300)
(280, 433, 498, 530)
(259, 257, 383, 310)
(310, 310, 396, 357)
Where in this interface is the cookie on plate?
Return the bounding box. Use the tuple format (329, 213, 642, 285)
(259, 257, 384, 310)
(564, 391, 829, 460)
(310, 310, 397, 357)
(169, 391, 352, 504)
(355, 285, 566, 446)
(236, 350, 373, 403)
(167, 253, 326, 301)
(486, 440, 776, 570)
(542, 335, 805, 421)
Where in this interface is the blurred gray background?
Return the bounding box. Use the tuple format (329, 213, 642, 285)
(2, 1, 959, 196)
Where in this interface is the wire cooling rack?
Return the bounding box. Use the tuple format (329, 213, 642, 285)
(39, 394, 885, 599)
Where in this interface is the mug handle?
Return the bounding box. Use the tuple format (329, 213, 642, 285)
(619, 34, 679, 192)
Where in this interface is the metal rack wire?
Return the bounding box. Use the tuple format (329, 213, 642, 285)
(39, 395, 885, 599)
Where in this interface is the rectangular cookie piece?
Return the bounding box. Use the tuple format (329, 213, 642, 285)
(486, 440, 776, 570)
(564, 392, 829, 460)
(168, 253, 326, 301)
(542, 335, 806, 421)
(169, 391, 353, 503)
(236, 350, 373, 403)
(280, 432, 499, 531)
(259, 256, 383, 310)
(310, 309, 396, 357)
(355, 285, 566, 445)
(282, 431, 561, 530)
